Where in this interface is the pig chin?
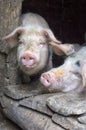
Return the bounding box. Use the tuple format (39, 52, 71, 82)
(19, 60, 40, 73)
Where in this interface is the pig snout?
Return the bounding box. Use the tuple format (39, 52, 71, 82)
(40, 72, 56, 88)
(21, 52, 38, 68)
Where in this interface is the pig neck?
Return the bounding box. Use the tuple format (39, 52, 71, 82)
(30, 62, 52, 81)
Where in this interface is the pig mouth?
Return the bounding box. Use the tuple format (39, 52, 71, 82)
(21, 58, 37, 68)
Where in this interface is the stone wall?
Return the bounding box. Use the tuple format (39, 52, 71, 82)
(0, 1, 23, 129)
(0, 0, 23, 87)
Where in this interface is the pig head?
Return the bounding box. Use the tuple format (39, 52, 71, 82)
(3, 13, 75, 76)
(40, 46, 86, 92)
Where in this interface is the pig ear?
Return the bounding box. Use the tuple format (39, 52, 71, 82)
(52, 43, 75, 56)
(43, 29, 61, 44)
(2, 27, 24, 48)
(43, 29, 75, 56)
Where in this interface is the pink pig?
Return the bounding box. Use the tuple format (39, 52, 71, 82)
(40, 46, 86, 92)
(3, 13, 74, 76)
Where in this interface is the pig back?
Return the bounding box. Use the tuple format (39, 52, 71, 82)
(21, 13, 49, 29)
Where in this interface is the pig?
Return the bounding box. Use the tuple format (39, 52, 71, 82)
(40, 46, 86, 92)
(3, 13, 75, 79)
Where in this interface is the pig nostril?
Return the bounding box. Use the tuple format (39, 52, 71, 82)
(23, 57, 26, 60)
(42, 74, 50, 82)
(21, 56, 34, 61)
(43, 75, 45, 78)
(29, 57, 34, 60)
(42, 74, 45, 78)
(21, 56, 27, 60)
(47, 79, 49, 83)
(42, 73, 50, 79)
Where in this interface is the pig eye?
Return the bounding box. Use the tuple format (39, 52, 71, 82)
(19, 41, 25, 45)
(75, 61, 80, 66)
(39, 42, 46, 47)
(19, 40, 22, 44)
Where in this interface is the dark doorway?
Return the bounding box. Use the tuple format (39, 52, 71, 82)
(22, 0, 86, 44)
